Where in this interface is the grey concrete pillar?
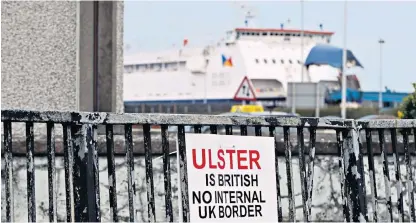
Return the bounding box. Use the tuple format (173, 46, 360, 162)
(1, 1, 124, 113)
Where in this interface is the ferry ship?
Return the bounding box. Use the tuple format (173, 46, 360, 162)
(123, 6, 362, 113)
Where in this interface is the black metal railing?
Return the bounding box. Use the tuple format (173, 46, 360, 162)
(1, 109, 415, 222)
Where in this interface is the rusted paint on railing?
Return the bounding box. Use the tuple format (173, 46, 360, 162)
(297, 127, 309, 221)
(3, 121, 13, 222)
(2, 109, 416, 222)
(306, 127, 316, 221)
(284, 127, 296, 222)
(379, 129, 393, 222)
(270, 126, 283, 222)
(336, 130, 350, 222)
(404, 129, 415, 222)
(2, 109, 355, 128)
(47, 122, 57, 222)
(63, 124, 75, 222)
(343, 126, 366, 222)
(143, 124, 156, 222)
(391, 128, 404, 222)
(124, 124, 138, 222)
(26, 122, 36, 222)
(210, 125, 217, 134)
(240, 125, 248, 136)
(106, 124, 118, 222)
(365, 129, 378, 222)
(177, 125, 190, 222)
(161, 125, 173, 222)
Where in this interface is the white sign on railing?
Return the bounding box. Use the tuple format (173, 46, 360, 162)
(182, 134, 278, 222)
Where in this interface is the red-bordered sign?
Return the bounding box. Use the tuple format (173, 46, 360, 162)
(233, 76, 257, 101)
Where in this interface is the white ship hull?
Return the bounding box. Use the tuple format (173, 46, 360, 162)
(124, 28, 348, 107)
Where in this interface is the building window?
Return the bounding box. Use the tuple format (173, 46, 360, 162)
(281, 59, 284, 64)
(262, 32, 267, 36)
(255, 59, 259, 63)
(272, 59, 276, 64)
(297, 60, 302, 64)
(289, 60, 292, 64)
(264, 59, 268, 64)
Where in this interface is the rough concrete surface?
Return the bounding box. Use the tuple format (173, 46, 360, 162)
(1, 1, 78, 112)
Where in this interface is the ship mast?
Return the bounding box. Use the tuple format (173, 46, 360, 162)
(234, 2, 256, 28)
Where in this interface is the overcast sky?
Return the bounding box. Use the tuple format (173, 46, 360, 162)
(124, 1, 416, 92)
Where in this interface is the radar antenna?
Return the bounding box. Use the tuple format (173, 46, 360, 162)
(233, 2, 256, 28)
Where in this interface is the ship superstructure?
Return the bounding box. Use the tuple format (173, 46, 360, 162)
(123, 6, 359, 113)
(125, 28, 343, 101)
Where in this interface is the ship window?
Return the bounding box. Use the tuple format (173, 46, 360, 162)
(264, 59, 267, 64)
(154, 63, 162, 71)
(284, 33, 290, 41)
(124, 65, 133, 73)
(289, 60, 292, 64)
(297, 60, 302, 64)
(255, 59, 259, 63)
(272, 59, 276, 64)
(281, 59, 284, 64)
(137, 64, 148, 72)
(165, 62, 178, 71)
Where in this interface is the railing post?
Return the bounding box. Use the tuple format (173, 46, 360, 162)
(72, 124, 101, 222)
(343, 124, 367, 222)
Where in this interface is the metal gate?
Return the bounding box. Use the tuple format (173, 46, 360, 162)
(1, 109, 415, 222)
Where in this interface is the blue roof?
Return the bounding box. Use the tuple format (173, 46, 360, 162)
(304, 44, 364, 69)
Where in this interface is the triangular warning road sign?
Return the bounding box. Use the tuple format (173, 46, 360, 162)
(233, 76, 256, 101)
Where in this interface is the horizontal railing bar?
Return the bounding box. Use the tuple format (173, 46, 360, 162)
(356, 119, 416, 129)
(1, 109, 355, 128)
(4, 109, 416, 129)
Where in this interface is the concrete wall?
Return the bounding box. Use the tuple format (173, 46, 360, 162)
(1, 1, 124, 113)
(2, 156, 415, 222)
(1, 1, 79, 111)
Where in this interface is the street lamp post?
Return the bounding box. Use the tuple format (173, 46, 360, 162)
(292, 0, 304, 114)
(341, 0, 348, 119)
(300, 0, 304, 83)
(378, 38, 385, 112)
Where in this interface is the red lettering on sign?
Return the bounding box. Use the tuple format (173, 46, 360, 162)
(217, 150, 225, 169)
(208, 150, 216, 169)
(225, 149, 235, 169)
(191, 148, 261, 170)
(192, 148, 206, 169)
(249, 150, 261, 169)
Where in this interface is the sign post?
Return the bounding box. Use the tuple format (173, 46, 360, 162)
(234, 76, 256, 105)
(182, 134, 278, 222)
